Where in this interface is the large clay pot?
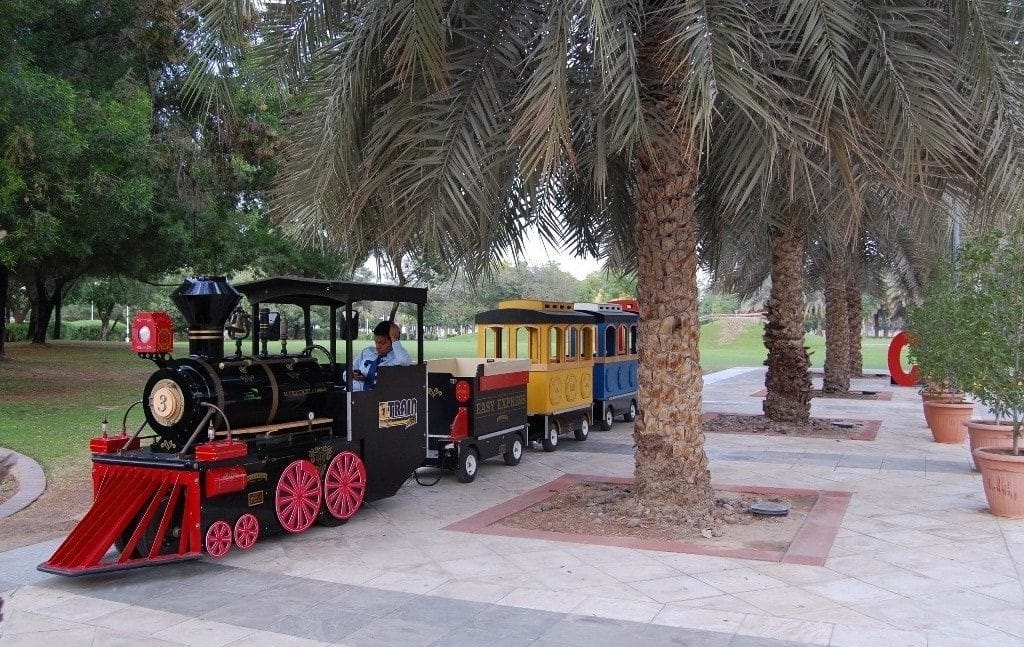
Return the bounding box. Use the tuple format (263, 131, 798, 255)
(965, 420, 1016, 470)
(922, 400, 973, 443)
(973, 446, 1024, 518)
(921, 392, 964, 428)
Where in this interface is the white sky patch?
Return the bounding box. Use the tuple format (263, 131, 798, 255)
(517, 229, 602, 280)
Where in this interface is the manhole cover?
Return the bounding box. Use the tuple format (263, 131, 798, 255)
(750, 501, 790, 516)
(832, 420, 856, 428)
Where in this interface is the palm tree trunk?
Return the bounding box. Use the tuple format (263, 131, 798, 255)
(846, 276, 863, 377)
(823, 257, 850, 393)
(633, 98, 714, 522)
(763, 215, 812, 423)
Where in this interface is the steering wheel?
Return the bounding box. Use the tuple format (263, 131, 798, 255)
(302, 344, 337, 380)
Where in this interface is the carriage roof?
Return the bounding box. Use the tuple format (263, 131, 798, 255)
(235, 276, 428, 309)
(574, 303, 639, 324)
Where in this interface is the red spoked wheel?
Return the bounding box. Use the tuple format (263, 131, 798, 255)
(275, 459, 322, 533)
(233, 513, 260, 549)
(204, 520, 233, 558)
(323, 451, 367, 522)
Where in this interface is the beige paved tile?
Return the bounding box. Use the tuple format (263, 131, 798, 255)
(736, 613, 834, 646)
(151, 618, 256, 646)
(221, 630, 329, 646)
(694, 567, 787, 593)
(804, 577, 902, 605)
(734, 585, 841, 616)
(426, 578, 516, 603)
(570, 595, 663, 623)
(628, 574, 725, 603)
(0, 626, 98, 647)
(32, 593, 129, 623)
(90, 606, 192, 635)
(651, 604, 746, 634)
(497, 587, 586, 613)
(828, 625, 926, 647)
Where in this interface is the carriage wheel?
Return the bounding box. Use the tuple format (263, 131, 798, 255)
(503, 434, 524, 466)
(624, 400, 638, 422)
(233, 513, 260, 549)
(574, 417, 590, 441)
(324, 451, 367, 522)
(204, 520, 232, 558)
(600, 406, 614, 431)
(275, 459, 322, 533)
(456, 447, 479, 483)
(542, 422, 559, 452)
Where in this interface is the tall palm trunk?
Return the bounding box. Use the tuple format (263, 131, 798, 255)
(846, 276, 863, 377)
(823, 257, 850, 393)
(633, 98, 714, 521)
(763, 215, 812, 423)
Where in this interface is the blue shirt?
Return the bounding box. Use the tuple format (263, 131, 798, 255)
(350, 340, 411, 391)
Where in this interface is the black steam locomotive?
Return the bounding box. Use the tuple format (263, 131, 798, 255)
(39, 276, 529, 576)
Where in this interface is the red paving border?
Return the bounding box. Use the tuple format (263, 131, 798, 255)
(445, 474, 852, 566)
(703, 412, 881, 441)
(750, 388, 893, 401)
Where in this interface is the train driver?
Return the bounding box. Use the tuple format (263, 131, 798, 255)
(349, 320, 411, 391)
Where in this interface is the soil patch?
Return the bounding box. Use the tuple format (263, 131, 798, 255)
(0, 473, 17, 508)
(448, 475, 851, 565)
(703, 412, 880, 441)
(0, 462, 92, 552)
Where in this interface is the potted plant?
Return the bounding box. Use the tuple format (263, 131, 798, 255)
(954, 229, 1024, 516)
(906, 272, 974, 444)
(912, 228, 1024, 516)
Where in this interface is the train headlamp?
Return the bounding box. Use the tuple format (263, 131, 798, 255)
(131, 311, 174, 354)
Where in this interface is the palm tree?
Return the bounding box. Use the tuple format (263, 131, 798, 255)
(192, 1, 1024, 520)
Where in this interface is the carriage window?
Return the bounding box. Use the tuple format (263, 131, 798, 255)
(482, 326, 502, 358)
(581, 326, 594, 361)
(548, 327, 562, 363)
(604, 326, 616, 357)
(629, 325, 638, 354)
(566, 327, 578, 362)
(514, 326, 539, 363)
(617, 324, 628, 354)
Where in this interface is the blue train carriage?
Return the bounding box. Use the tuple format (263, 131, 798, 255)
(424, 357, 531, 482)
(40, 276, 429, 575)
(475, 300, 595, 451)
(574, 300, 639, 430)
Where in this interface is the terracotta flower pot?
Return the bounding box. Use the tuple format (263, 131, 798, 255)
(921, 392, 964, 428)
(965, 420, 1016, 470)
(922, 400, 973, 443)
(973, 446, 1024, 518)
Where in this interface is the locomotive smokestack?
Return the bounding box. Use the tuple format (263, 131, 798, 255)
(171, 276, 241, 360)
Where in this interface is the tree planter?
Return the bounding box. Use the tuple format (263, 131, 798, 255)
(922, 400, 973, 443)
(921, 392, 964, 428)
(965, 420, 1015, 470)
(972, 447, 1024, 518)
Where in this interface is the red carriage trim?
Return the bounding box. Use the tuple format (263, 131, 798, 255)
(479, 371, 529, 391)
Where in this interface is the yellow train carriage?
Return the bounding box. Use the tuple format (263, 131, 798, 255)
(475, 299, 595, 451)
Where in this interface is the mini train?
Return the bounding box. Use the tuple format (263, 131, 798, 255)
(39, 276, 637, 576)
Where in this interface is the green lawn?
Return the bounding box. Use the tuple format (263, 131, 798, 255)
(0, 321, 893, 472)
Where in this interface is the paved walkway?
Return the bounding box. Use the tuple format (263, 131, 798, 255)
(1, 368, 1022, 646)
